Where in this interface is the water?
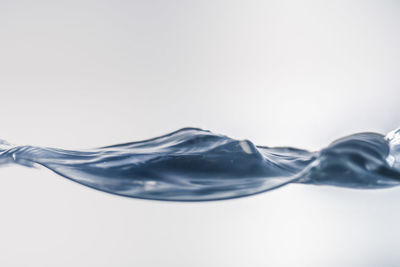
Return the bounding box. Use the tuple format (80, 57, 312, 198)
(1, 127, 400, 201)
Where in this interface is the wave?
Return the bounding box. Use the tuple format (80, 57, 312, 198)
(1, 127, 400, 201)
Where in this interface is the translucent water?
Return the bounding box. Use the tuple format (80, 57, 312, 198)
(1, 127, 400, 201)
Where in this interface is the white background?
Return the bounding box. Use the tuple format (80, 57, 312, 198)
(0, 0, 400, 266)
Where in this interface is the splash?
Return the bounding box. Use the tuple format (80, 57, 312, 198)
(1, 127, 400, 201)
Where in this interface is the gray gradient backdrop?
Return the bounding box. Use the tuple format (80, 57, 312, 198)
(0, 0, 400, 266)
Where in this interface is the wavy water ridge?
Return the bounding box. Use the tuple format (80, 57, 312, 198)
(1, 127, 400, 201)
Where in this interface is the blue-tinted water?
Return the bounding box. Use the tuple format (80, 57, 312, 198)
(1, 127, 400, 201)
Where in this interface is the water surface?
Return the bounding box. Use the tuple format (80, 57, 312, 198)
(1, 127, 400, 201)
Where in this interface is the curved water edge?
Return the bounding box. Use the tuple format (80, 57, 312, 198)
(1, 127, 400, 201)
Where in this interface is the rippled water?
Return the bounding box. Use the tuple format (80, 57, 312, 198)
(1, 127, 400, 201)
